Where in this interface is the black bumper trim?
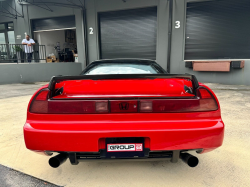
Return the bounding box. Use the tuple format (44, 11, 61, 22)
(57, 149, 203, 165)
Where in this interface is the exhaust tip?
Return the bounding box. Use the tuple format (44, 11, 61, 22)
(49, 157, 61, 168)
(180, 153, 199, 167)
(187, 156, 199, 167)
(49, 153, 68, 168)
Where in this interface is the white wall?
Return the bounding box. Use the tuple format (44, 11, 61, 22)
(34, 30, 65, 58)
(0, 63, 82, 84)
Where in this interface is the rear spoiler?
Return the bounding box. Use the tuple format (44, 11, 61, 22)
(48, 74, 199, 91)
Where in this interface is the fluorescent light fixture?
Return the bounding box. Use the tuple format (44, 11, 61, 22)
(33, 27, 76, 32)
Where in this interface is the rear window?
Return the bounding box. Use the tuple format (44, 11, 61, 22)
(84, 64, 158, 75)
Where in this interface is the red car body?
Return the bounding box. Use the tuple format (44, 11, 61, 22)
(23, 60, 224, 167)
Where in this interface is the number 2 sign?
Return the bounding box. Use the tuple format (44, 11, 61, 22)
(89, 27, 94, 34)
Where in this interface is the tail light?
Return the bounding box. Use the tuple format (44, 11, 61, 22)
(29, 87, 218, 114)
(95, 101, 109, 113)
(140, 101, 153, 112)
(29, 89, 49, 113)
(29, 89, 109, 114)
(196, 87, 218, 112)
(139, 87, 218, 113)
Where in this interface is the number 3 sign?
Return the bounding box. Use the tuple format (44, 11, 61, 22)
(175, 21, 180, 29)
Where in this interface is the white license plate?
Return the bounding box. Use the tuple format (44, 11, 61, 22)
(107, 143, 143, 152)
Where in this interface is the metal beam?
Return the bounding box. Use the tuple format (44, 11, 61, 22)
(28, 1, 53, 12)
(0, 10, 15, 16)
(78, 0, 84, 7)
(0, 14, 16, 19)
(5, 1, 23, 17)
(40, 0, 53, 12)
(19, 0, 84, 9)
(0, 7, 23, 18)
(0, 1, 23, 18)
(67, 0, 78, 6)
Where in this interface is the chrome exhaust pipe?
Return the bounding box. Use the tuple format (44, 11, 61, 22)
(180, 153, 199, 167)
(49, 153, 68, 168)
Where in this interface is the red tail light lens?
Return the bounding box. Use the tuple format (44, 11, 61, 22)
(140, 87, 218, 113)
(151, 99, 200, 113)
(30, 90, 109, 114)
(48, 101, 95, 114)
(197, 87, 218, 111)
(29, 89, 49, 113)
(30, 87, 218, 114)
(198, 88, 212, 99)
(35, 90, 49, 100)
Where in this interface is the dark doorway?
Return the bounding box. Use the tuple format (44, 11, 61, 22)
(99, 7, 157, 60)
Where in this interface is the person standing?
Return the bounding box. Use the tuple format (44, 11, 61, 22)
(22, 35, 35, 62)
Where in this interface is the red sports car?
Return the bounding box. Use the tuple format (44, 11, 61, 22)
(23, 59, 224, 168)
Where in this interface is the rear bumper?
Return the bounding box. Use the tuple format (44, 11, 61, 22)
(23, 120, 224, 154)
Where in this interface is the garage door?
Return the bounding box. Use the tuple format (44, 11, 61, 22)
(185, 0, 250, 60)
(32, 16, 75, 32)
(99, 7, 157, 60)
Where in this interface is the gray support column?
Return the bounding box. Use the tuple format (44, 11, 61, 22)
(13, 3, 30, 44)
(75, 9, 87, 69)
(170, 0, 186, 74)
(156, 0, 170, 71)
(85, 0, 99, 63)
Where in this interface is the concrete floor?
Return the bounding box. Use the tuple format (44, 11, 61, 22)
(0, 83, 250, 187)
(0, 165, 59, 187)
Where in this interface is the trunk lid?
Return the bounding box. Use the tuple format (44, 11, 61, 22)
(52, 78, 195, 99)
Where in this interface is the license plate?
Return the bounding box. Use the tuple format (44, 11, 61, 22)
(105, 138, 145, 158)
(107, 143, 143, 152)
